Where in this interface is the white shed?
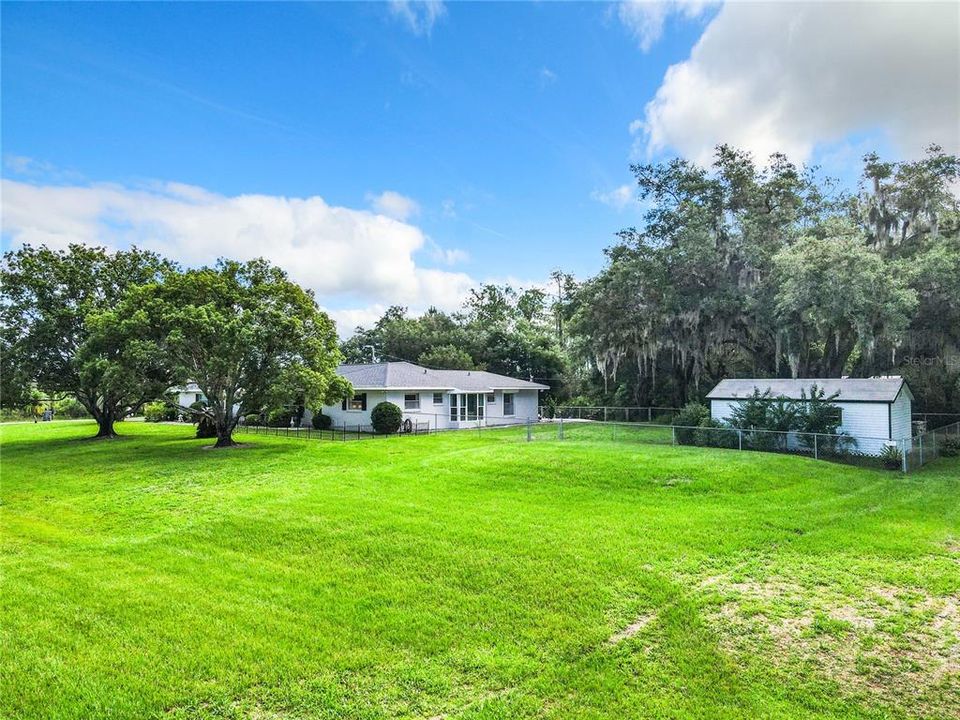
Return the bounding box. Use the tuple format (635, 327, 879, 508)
(706, 376, 914, 455)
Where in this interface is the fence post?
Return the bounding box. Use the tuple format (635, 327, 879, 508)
(648, 407, 652, 423)
(526, 417, 532, 442)
(738, 429, 742, 451)
(558, 416, 564, 440)
(901, 438, 908, 473)
(919, 434, 924, 465)
(672, 426, 676, 446)
(357, 424, 361, 441)
(814, 433, 818, 460)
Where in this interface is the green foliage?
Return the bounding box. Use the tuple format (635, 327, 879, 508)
(244, 413, 262, 427)
(370, 401, 402, 434)
(1, 244, 174, 437)
(114, 258, 351, 447)
(693, 417, 738, 449)
(267, 409, 294, 428)
(143, 402, 169, 423)
(568, 145, 960, 410)
(673, 402, 711, 445)
(340, 286, 568, 399)
(311, 412, 332, 430)
(880, 444, 904, 470)
(54, 397, 89, 419)
(417, 344, 475, 370)
(940, 435, 960, 458)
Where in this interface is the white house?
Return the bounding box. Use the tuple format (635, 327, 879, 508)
(175, 382, 206, 409)
(314, 361, 548, 431)
(706, 376, 914, 455)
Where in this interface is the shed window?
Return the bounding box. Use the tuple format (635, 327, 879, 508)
(433, 393, 443, 405)
(503, 393, 515, 416)
(342, 393, 367, 411)
(404, 393, 420, 410)
(486, 393, 495, 403)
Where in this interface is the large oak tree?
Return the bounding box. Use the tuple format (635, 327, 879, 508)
(110, 258, 351, 447)
(1, 244, 174, 437)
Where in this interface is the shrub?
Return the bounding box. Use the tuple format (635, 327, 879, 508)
(55, 397, 89, 419)
(144, 401, 168, 422)
(267, 409, 294, 428)
(244, 413, 262, 426)
(673, 402, 710, 445)
(940, 435, 960, 458)
(694, 417, 738, 448)
(311, 412, 332, 430)
(196, 415, 217, 439)
(880, 444, 903, 470)
(370, 401, 402, 435)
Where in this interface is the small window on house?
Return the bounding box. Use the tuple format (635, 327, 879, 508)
(195, 393, 203, 403)
(828, 407, 842, 425)
(486, 393, 495, 403)
(342, 393, 366, 411)
(433, 393, 443, 404)
(404, 393, 420, 410)
(503, 393, 515, 416)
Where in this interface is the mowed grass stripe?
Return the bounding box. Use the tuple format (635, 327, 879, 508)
(1, 421, 957, 719)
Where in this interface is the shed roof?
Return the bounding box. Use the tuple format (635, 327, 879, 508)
(706, 377, 911, 403)
(338, 361, 549, 392)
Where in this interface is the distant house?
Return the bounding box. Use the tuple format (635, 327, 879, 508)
(315, 361, 548, 431)
(175, 383, 206, 409)
(706, 376, 914, 454)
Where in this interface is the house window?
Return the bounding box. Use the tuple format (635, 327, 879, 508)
(342, 393, 366, 411)
(433, 393, 443, 405)
(486, 393, 495, 403)
(503, 393, 515, 416)
(195, 393, 203, 403)
(404, 393, 420, 410)
(827, 407, 842, 425)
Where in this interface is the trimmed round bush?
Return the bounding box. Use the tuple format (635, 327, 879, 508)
(370, 401, 402, 435)
(311, 412, 332, 430)
(244, 413, 261, 426)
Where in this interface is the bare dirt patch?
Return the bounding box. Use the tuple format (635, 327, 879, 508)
(696, 574, 960, 717)
(608, 613, 657, 645)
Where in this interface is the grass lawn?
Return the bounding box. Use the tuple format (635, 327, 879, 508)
(2, 421, 958, 720)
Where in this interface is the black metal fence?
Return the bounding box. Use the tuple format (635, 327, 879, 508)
(235, 419, 430, 442)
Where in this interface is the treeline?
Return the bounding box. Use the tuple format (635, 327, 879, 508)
(347, 145, 960, 412)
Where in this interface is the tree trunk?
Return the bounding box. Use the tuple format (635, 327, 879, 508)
(94, 407, 117, 438)
(213, 427, 237, 448)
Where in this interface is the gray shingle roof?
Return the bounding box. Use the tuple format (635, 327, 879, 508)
(706, 377, 910, 403)
(337, 361, 549, 391)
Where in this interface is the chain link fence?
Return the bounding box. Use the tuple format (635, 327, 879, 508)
(235, 408, 957, 473)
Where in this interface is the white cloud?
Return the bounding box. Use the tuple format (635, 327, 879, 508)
(637, 1, 960, 166)
(618, 0, 710, 52)
(366, 190, 420, 221)
(539, 67, 558, 87)
(388, 0, 446, 36)
(1, 178, 475, 333)
(591, 184, 634, 210)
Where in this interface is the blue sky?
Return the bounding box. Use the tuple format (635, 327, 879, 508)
(2, 1, 957, 330)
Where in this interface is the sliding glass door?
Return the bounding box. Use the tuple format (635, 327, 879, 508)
(448, 393, 486, 422)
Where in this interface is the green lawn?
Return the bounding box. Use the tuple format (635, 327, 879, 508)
(2, 421, 958, 720)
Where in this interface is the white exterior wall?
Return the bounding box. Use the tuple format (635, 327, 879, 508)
(317, 388, 541, 431)
(711, 399, 893, 455)
(890, 392, 912, 441)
